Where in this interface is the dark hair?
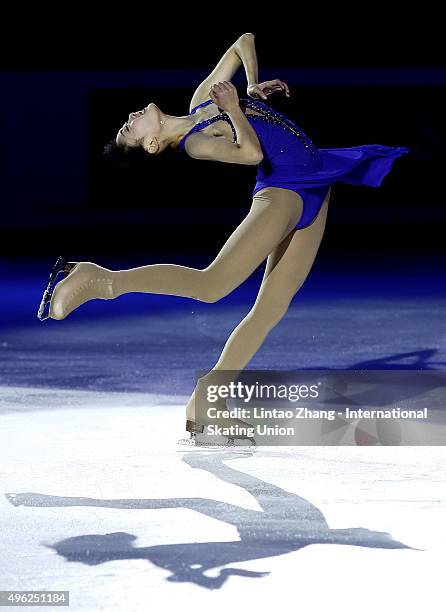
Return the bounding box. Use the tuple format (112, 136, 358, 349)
(102, 138, 182, 173)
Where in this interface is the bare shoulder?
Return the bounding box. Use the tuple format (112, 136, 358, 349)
(188, 43, 241, 113)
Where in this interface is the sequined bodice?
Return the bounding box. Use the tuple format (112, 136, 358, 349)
(240, 97, 318, 158)
(178, 97, 320, 174)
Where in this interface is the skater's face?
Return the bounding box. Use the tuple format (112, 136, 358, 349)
(116, 103, 167, 155)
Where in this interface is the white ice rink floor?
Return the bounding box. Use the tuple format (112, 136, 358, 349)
(1, 385, 445, 611)
(1, 289, 446, 611)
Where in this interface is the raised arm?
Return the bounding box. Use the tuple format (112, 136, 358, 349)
(235, 34, 291, 101)
(188, 33, 254, 112)
(189, 33, 289, 110)
(233, 33, 259, 89)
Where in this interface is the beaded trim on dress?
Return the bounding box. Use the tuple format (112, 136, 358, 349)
(179, 97, 317, 155)
(240, 98, 317, 157)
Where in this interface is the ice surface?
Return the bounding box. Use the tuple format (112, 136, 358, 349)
(1, 384, 445, 611)
(1, 297, 445, 610)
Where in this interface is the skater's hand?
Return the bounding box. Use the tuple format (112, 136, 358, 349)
(247, 80, 290, 100)
(209, 81, 239, 112)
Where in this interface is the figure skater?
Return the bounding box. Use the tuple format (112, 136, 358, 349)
(37, 33, 409, 442)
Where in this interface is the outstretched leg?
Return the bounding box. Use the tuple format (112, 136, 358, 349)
(49, 187, 303, 319)
(112, 187, 303, 301)
(186, 187, 331, 420)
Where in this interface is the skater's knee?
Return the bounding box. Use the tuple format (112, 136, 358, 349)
(198, 286, 225, 303)
(197, 269, 233, 303)
(250, 298, 291, 329)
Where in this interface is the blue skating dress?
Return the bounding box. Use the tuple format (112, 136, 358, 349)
(178, 97, 409, 229)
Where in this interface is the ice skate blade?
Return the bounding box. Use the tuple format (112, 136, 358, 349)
(178, 433, 256, 447)
(37, 255, 79, 321)
(177, 437, 239, 447)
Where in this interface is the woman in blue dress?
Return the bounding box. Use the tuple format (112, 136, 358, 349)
(38, 33, 409, 440)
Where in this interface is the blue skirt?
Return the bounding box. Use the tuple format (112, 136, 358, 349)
(252, 144, 410, 229)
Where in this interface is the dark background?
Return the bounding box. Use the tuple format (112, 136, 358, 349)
(1, 14, 444, 262)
